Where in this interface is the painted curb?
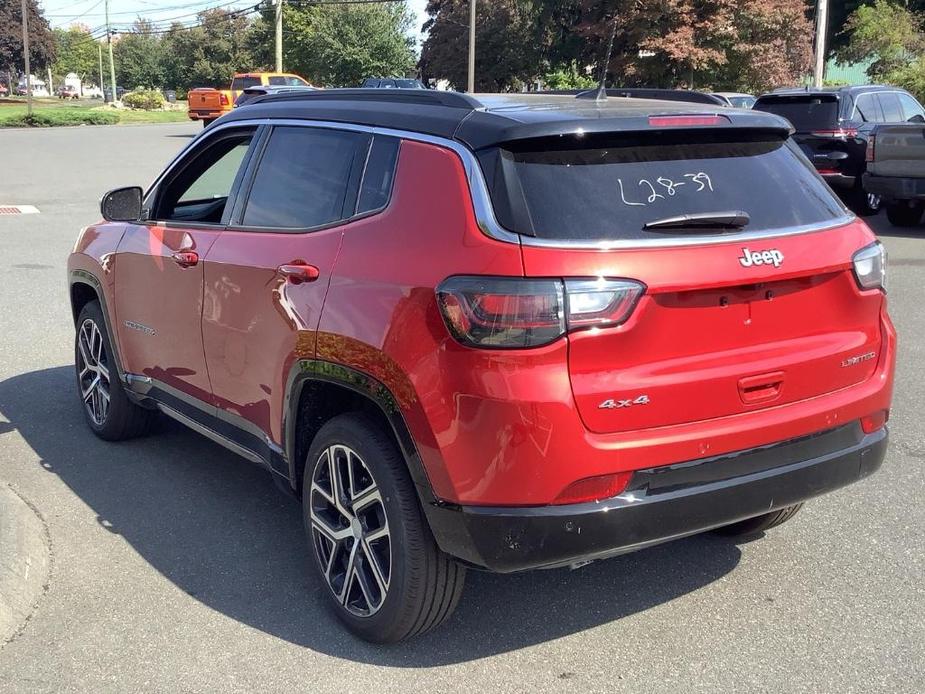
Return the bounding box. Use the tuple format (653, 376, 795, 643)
(0, 485, 50, 647)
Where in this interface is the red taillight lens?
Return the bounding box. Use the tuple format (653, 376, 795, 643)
(648, 114, 728, 127)
(860, 410, 889, 434)
(866, 134, 876, 163)
(219, 93, 229, 106)
(553, 472, 632, 505)
(811, 128, 858, 139)
(437, 278, 565, 348)
(436, 277, 645, 349)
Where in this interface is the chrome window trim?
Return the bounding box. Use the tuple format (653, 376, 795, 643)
(158, 116, 855, 250)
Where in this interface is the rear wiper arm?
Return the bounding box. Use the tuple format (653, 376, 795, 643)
(643, 210, 750, 232)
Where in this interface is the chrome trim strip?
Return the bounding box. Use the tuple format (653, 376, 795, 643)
(170, 116, 855, 250)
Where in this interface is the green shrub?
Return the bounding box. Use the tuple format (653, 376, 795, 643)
(122, 89, 166, 111)
(543, 62, 597, 90)
(0, 110, 119, 127)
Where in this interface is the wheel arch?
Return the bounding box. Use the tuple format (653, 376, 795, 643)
(284, 360, 440, 510)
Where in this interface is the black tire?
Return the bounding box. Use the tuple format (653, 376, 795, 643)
(713, 503, 803, 537)
(202, 118, 214, 128)
(302, 413, 465, 643)
(886, 201, 924, 227)
(75, 301, 155, 441)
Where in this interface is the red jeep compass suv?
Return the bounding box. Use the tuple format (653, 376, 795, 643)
(68, 90, 894, 643)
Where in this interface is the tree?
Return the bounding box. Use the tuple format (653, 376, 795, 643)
(52, 26, 99, 85)
(256, 1, 415, 87)
(159, 9, 255, 91)
(419, 0, 544, 91)
(114, 19, 165, 89)
(0, 0, 55, 89)
(835, 0, 924, 79)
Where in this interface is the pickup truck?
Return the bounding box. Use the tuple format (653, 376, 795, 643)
(863, 122, 925, 227)
(187, 72, 311, 127)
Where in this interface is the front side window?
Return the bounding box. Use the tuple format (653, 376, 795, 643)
(242, 127, 370, 229)
(898, 92, 925, 121)
(268, 75, 309, 86)
(153, 130, 254, 224)
(877, 92, 904, 122)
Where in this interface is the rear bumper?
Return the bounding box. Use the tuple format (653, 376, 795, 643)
(187, 111, 224, 121)
(425, 423, 887, 572)
(862, 173, 925, 201)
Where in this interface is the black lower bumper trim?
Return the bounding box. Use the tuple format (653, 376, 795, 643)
(425, 424, 887, 572)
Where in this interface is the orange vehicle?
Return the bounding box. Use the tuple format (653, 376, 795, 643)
(187, 72, 311, 126)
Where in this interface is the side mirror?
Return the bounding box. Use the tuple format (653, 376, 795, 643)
(908, 114, 925, 124)
(101, 186, 143, 222)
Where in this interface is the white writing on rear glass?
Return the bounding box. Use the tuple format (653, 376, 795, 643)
(618, 172, 714, 207)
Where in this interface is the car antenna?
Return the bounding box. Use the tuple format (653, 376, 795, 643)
(578, 13, 618, 101)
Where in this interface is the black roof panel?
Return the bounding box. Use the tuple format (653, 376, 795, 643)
(222, 89, 793, 150)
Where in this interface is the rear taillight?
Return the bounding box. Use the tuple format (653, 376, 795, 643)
(852, 242, 887, 291)
(219, 93, 229, 106)
(866, 134, 876, 163)
(436, 277, 644, 349)
(811, 128, 858, 139)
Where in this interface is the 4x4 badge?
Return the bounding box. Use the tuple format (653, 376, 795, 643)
(739, 247, 784, 268)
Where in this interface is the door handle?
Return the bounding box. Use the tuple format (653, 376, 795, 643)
(277, 263, 320, 284)
(171, 250, 199, 267)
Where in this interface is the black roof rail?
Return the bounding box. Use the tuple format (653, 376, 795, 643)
(538, 88, 724, 106)
(252, 87, 482, 110)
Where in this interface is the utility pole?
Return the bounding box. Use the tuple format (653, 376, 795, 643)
(20, 0, 32, 116)
(814, 0, 829, 88)
(275, 0, 283, 72)
(467, 0, 475, 93)
(105, 0, 117, 101)
(98, 43, 103, 95)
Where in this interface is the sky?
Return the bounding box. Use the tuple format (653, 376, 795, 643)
(40, 0, 431, 48)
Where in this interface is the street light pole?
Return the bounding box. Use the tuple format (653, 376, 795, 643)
(467, 0, 475, 93)
(105, 0, 117, 101)
(814, 0, 829, 88)
(275, 0, 283, 72)
(20, 0, 32, 116)
(98, 43, 104, 96)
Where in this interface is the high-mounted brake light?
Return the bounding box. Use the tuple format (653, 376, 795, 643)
(812, 128, 858, 139)
(648, 114, 728, 127)
(436, 277, 645, 349)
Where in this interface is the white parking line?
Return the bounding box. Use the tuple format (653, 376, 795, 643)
(0, 205, 40, 215)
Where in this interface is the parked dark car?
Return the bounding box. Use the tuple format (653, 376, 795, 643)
(863, 122, 925, 226)
(70, 89, 893, 643)
(233, 84, 317, 109)
(753, 85, 925, 215)
(360, 77, 427, 89)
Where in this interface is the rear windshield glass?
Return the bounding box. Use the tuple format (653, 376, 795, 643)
(481, 132, 846, 242)
(753, 95, 838, 132)
(231, 76, 262, 91)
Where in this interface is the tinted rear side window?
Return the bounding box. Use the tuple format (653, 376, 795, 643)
(268, 75, 307, 86)
(482, 132, 846, 242)
(242, 127, 369, 229)
(357, 137, 400, 213)
(753, 95, 839, 131)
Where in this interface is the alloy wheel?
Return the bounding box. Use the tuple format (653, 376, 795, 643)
(77, 318, 111, 426)
(309, 444, 391, 617)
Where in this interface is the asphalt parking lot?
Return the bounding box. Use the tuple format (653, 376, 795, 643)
(0, 122, 922, 693)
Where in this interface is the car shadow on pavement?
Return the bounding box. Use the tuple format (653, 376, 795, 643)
(0, 366, 742, 665)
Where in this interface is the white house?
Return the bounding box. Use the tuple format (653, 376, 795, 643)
(17, 74, 49, 96)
